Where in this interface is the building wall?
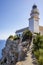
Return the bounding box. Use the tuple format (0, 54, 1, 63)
(29, 18, 39, 33)
(39, 30, 43, 35)
(29, 18, 34, 32)
(34, 20, 39, 33)
(16, 32, 23, 37)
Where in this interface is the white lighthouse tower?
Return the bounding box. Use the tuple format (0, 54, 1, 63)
(29, 4, 39, 33)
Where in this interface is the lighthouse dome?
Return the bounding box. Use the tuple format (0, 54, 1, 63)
(32, 4, 37, 9)
(30, 4, 39, 16)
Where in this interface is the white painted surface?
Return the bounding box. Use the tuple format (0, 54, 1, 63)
(16, 32, 23, 36)
(29, 18, 39, 33)
(34, 20, 39, 33)
(29, 18, 34, 32)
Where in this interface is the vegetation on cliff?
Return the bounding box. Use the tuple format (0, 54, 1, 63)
(33, 34, 43, 65)
(0, 30, 32, 65)
(8, 35, 20, 41)
(0, 30, 43, 65)
(22, 30, 32, 41)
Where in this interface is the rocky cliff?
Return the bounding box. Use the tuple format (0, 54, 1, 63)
(0, 38, 30, 65)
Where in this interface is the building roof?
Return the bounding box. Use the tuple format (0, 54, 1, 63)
(16, 27, 29, 33)
(16, 26, 43, 33)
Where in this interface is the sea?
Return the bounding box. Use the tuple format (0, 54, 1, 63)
(0, 40, 6, 59)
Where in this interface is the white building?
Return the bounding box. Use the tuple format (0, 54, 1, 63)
(15, 4, 43, 36)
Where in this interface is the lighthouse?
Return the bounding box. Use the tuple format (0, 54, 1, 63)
(29, 4, 39, 33)
(16, 4, 43, 36)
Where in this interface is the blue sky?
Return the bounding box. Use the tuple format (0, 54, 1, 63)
(0, 0, 43, 39)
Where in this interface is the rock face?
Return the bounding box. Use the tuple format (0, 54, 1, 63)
(0, 39, 30, 65)
(16, 61, 23, 65)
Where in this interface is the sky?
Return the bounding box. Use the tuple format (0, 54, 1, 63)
(0, 0, 43, 40)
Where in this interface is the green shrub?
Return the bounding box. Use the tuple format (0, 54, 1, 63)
(39, 49, 43, 56)
(38, 56, 43, 65)
(22, 30, 32, 41)
(33, 35, 43, 50)
(8, 35, 14, 40)
(13, 35, 20, 40)
(33, 34, 43, 65)
(34, 50, 39, 59)
(40, 43, 43, 49)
